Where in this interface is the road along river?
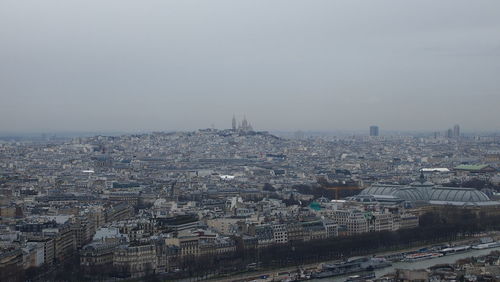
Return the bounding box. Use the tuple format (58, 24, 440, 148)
(315, 246, 500, 281)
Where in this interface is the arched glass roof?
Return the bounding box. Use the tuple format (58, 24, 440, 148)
(359, 183, 492, 204)
(429, 187, 490, 202)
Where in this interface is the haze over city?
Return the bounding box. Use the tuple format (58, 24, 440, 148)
(3, 2, 500, 281)
(1, 0, 500, 133)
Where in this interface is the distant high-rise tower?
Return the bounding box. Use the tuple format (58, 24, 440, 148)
(446, 128, 453, 138)
(369, 125, 379, 137)
(232, 115, 237, 131)
(453, 124, 460, 138)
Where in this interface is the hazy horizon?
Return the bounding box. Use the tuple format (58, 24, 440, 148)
(1, 128, 499, 139)
(1, 1, 500, 133)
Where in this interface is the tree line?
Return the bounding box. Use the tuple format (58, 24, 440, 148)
(166, 207, 500, 279)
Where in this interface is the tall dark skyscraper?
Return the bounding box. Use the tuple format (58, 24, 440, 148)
(453, 124, 460, 137)
(369, 125, 379, 137)
(232, 115, 237, 131)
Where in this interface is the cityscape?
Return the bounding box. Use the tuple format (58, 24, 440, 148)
(2, 1, 500, 282)
(1, 118, 500, 281)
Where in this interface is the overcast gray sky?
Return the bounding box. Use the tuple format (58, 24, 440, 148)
(1, 0, 499, 133)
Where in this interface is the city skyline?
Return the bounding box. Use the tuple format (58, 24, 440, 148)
(0, 121, 494, 137)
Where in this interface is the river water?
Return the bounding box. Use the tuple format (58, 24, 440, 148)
(312, 246, 500, 281)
